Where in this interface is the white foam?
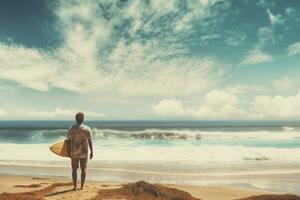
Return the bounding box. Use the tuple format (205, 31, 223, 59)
(92, 128, 300, 140)
(282, 126, 295, 131)
(1, 143, 300, 166)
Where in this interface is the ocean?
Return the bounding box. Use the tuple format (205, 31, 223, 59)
(0, 121, 300, 193)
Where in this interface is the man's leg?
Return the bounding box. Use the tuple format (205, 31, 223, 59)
(79, 158, 87, 189)
(71, 158, 79, 190)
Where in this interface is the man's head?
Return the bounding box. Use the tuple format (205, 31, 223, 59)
(75, 112, 84, 124)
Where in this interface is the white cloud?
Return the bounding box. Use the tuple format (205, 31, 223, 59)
(153, 89, 245, 119)
(190, 89, 245, 119)
(0, 109, 7, 117)
(240, 49, 272, 66)
(0, 1, 107, 94)
(266, 9, 284, 26)
(0, 0, 224, 96)
(52, 0, 110, 93)
(150, 0, 177, 14)
(287, 41, 300, 56)
(108, 41, 224, 95)
(242, 24, 275, 65)
(225, 31, 246, 46)
(55, 1, 225, 96)
(257, 26, 275, 48)
(18, 107, 106, 119)
(257, 0, 275, 9)
(153, 99, 185, 117)
(224, 85, 268, 94)
(154, 88, 300, 120)
(255, 9, 284, 52)
(173, 0, 225, 32)
(0, 43, 59, 91)
(285, 7, 296, 17)
(272, 76, 293, 91)
(205, 89, 239, 106)
(200, 34, 221, 42)
(250, 91, 300, 119)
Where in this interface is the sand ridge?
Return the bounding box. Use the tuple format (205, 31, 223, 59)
(91, 181, 200, 200)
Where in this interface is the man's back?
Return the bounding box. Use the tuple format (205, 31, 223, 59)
(67, 123, 92, 158)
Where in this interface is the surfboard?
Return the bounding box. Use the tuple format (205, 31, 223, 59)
(49, 140, 70, 157)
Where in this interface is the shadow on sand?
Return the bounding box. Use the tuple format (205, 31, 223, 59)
(44, 188, 74, 197)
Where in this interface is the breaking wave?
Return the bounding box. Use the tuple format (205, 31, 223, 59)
(0, 128, 300, 142)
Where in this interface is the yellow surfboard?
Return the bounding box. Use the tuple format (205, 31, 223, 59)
(49, 140, 70, 157)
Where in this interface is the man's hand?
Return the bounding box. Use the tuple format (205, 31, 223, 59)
(90, 152, 93, 160)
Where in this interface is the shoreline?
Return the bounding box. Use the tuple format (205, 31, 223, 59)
(2, 162, 300, 177)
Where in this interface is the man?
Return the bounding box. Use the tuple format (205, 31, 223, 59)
(66, 112, 93, 190)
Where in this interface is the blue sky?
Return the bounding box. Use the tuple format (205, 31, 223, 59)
(0, 0, 300, 120)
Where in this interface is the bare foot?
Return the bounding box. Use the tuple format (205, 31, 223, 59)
(72, 187, 77, 191)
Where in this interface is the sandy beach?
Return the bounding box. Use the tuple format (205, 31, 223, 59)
(1, 174, 299, 200)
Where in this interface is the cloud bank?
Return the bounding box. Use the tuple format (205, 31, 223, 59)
(153, 89, 245, 119)
(154, 89, 300, 120)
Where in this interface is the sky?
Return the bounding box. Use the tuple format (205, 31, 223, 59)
(0, 0, 300, 120)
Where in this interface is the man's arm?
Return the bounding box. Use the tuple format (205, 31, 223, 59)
(88, 138, 93, 160)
